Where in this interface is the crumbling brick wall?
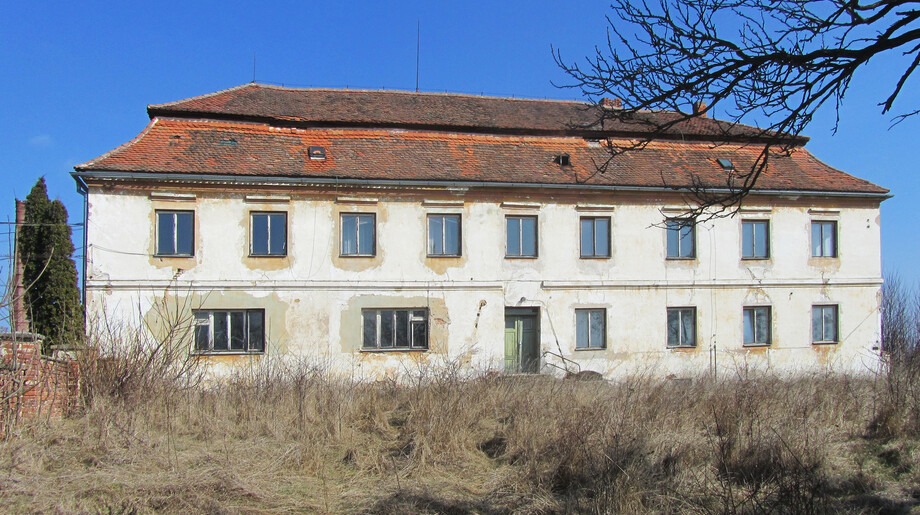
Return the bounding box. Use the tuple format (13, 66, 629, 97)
(1, 334, 79, 433)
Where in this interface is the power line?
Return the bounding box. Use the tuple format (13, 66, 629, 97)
(0, 222, 83, 227)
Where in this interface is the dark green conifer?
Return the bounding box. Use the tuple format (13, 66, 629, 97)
(20, 177, 83, 352)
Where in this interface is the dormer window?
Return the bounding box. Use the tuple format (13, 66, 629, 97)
(309, 146, 326, 160)
(553, 153, 571, 166)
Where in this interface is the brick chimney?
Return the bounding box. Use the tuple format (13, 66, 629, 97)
(692, 101, 708, 117)
(12, 200, 29, 333)
(600, 97, 622, 109)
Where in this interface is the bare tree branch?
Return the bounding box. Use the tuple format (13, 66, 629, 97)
(556, 0, 918, 218)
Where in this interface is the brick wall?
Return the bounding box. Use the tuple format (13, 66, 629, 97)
(1, 335, 79, 434)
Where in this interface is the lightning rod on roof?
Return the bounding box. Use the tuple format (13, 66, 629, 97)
(252, 53, 256, 83)
(416, 20, 420, 92)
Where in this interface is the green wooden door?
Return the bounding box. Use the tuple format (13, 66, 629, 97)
(518, 316, 539, 373)
(504, 325, 519, 373)
(504, 312, 539, 373)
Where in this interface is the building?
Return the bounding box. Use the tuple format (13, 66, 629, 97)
(72, 83, 888, 378)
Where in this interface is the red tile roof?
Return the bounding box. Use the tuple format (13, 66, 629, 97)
(75, 118, 888, 195)
(146, 83, 797, 143)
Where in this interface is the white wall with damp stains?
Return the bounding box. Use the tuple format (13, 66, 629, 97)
(82, 181, 884, 379)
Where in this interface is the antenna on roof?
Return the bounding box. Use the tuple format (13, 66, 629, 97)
(416, 20, 420, 92)
(252, 53, 256, 83)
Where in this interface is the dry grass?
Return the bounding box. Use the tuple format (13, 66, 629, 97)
(2, 352, 920, 514)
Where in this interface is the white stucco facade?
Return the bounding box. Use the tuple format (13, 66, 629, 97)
(81, 181, 884, 378)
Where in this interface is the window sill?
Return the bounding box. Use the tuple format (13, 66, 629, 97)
(579, 256, 611, 260)
(666, 257, 696, 261)
(193, 351, 265, 356)
(361, 348, 429, 353)
(154, 254, 195, 258)
(427, 254, 462, 258)
(340, 254, 376, 258)
(741, 257, 771, 261)
(505, 255, 538, 259)
(249, 254, 288, 258)
(742, 343, 771, 348)
(574, 347, 606, 351)
(812, 341, 839, 346)
(667, 345, 697, 349)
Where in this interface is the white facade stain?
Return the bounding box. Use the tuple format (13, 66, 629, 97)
(82, 183, 884, 378)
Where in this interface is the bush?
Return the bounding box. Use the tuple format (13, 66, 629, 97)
(5, 358, 915, 513)
(876, 273, 920, 437)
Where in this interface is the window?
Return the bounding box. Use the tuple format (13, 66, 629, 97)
(250, 212, 287, 256)
(362, 309, 428, 350)
(576, 309, 606, 349)
(666, 219, 695, 259)
(580, 217, 610, 258)
(743, 307, 771, 346)
(341, 213, 375, 256)
(156, 210, 194, 256)
(427, 214, 461, 256)
(667, 307, 696, 347)
(194, 309, 265, 353)
(811, 221, 837, 257)
(742, 220, 770, 259)
(812, 305, 838, 343)
(506, 216, 537, 257)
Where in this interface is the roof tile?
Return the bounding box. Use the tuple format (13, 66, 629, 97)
(146, 83, 793, 142)
(76, 119, 888, 195)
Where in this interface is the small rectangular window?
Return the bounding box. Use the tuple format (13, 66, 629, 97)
(362, 308, 429, 350)
(743, 306, 771, 345)
(506, 216, 537, 257)
(427, 214, 461, 256)
(341, 213, 375, 256)
(811, 221, 837, 257)
(812, 305, 838, 343)
(156, 210, 194, 256)
(194, 309, 265, 353)
(575, 309, 606, 349)
(666, 219, 695, 259)
(580, 217, 610, 258)
(250, 212, 287, 256)
(667, 307, 696, 347)
(742, 220, 769, 259)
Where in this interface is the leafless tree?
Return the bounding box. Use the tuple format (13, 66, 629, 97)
(556, 0, 919, 217)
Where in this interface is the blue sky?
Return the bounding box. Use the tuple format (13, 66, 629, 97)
(1, 1, 917, 290)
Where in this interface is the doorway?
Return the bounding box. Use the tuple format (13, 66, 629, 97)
(504, 307, 540, 373)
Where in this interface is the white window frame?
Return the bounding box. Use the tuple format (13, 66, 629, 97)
(741, 220, 770, 259)
(250, 211, 287, 257)
(362, 308, 429, 350)
(194, 309, 265, 353)
(742, 306, 771, 346)
(666, 218, 696, 259)
(155, 210, 194, 256)
(667, 307, 697, 348)
(812, 305, 839, 344)
(506, 215, 538, 258)
(340, 213, 376, 257)
(811, 221, 838, 258)
(575, 308, 606, 350)
(580, 216, 611, 258)
(427, 214, 462, 257)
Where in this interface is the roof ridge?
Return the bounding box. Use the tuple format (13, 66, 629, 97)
(142, 118, 783, 145)
(251, 82, 592, 105)
(74, 118, 160, 169)
(142, 83, 807, 146)
(148, 83, 259, 109)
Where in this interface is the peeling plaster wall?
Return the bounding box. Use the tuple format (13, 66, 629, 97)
(83, 183, 883, 378)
